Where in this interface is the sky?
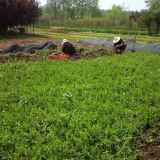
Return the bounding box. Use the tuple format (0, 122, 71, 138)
(39, 0, 147, 11)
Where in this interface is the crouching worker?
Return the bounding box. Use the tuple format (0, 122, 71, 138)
(113, 37, 127, 54)
(62, 39, 76, 56)
(48, 39, 78, 60)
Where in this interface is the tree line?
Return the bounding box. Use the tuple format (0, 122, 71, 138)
(141, 0, 160, 35)
(0, 0, 159, 35)
(40, 0, 160, 35)
(43, 0, 99, 19)
(0, 0, 41, 34)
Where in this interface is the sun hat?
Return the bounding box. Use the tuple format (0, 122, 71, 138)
(113, 37, 121, 44)
(62, 39, 68, 45)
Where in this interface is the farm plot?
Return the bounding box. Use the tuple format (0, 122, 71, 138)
(0, 52, 160, 160)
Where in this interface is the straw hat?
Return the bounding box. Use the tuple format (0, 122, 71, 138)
(62, 39, 68, 45)
(113, 37, 121, 44)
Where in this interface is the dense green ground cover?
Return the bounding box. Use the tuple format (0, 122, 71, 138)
(0, 53, 160, 159)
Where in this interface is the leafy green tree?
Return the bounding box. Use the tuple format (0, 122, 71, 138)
(47, 0, 62, 18)
(145, 0, 160, 9)
(42, 3, 55, 18)
(44, 0, 99, 19)
(105, 5, 129, 29)
(141, 10, 154, 35)
(143, 0, 160, 34)
(153, 10, 160, 34)
(86, 0, 100, 18)
(61, 0, 76, 19)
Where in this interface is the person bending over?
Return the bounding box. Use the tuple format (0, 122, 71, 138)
(113, 37, 127, 54)
(62, 39, 76, 56)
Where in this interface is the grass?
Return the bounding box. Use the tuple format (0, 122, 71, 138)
(0, 52, 160, 159)
(35, 27, 160, 43)
(62, 27, 149, 35)
(0, 27, 159, 44)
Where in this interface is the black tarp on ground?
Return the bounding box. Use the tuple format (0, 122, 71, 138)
(80, 39, 160, 53)
(0, 42, 56, 54)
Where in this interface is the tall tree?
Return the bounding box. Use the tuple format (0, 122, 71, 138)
(145, 0, 160, 9)
(75, 0, 99, 18)
(44, 0, 99, 19)
(47, 0, 62, 18)
(0, 0, 41, 34)
(61, 0, 76, 19)
(143, 0, 160, 34)
(86, 0, 99, 17)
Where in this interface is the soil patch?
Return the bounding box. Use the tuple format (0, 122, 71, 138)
(0, 54, 45, 63)
(0, 38, 52, 51)
(0, 37, 113, 63)
(0, 37, 103, 51)
(0, 46, 112, 63)
(140, 146, 160, 160)
(139, 124, 160, 160)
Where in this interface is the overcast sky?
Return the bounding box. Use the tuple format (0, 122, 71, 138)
(39, 0, 147, 11)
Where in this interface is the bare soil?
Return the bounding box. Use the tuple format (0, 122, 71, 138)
(0, 37, 111, 63)
(0, 37, 51, 51)
(139, 124, 160, 160)
(0, 36, 109, 51)
(0, 54, 46, 63)
(140, 146, 160, 160)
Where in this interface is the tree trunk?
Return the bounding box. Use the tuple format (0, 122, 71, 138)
(147, 22, 152, 35)
(54, 6, 57, 19)
(155, 22, 160, 35)
(33, 23, 35, 35)
(0, 26, 8, 34)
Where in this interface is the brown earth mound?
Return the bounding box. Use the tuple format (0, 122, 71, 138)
(0, 54, 45, 63)
(0, 38, 51, 51)
(139, 124, 160, 160)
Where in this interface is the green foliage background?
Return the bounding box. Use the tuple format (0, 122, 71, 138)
(39, 0, 160, 35)
(0, 53, 160, 159)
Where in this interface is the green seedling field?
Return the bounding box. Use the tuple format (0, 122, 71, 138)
(0, 52, 160, 159)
